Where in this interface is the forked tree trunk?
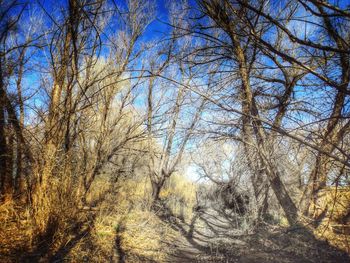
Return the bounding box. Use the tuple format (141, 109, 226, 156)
(151, 177, 165, 205)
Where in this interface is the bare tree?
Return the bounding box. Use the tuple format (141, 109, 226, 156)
(164, 0, 349, 226)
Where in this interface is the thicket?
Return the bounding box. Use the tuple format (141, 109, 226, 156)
(0, 0, 349, 261)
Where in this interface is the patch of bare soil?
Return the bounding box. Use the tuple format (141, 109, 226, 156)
(160, 207, 350, 263)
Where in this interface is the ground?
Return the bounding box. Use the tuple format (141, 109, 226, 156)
(158, 206, 350, 263)
(1, 202, 349, 262)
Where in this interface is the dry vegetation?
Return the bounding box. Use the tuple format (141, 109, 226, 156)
(0, 0, 350, 262)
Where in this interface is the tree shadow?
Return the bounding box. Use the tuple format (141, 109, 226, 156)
(114, 220, 126, 263)
(18, 212, 96, 262)
(154, 201, 239, 262)
(156, 201, 350, 263)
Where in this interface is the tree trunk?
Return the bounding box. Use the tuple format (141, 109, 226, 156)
(262, 154, 299, 225)
(0, 61, 12, 202)
(151, 179, 164, 203)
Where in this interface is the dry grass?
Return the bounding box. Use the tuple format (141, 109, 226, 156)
(119, 210, 179, 262)
(0, 176, 87, 261)
(0, 200, 33, 262)
(3, 175, 348, 262)
(312, 186, 350, 253)
(64, 175, 189, 262)
(160, 174, 197, 222)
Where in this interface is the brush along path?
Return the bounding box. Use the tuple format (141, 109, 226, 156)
(160, 207, 350, 263)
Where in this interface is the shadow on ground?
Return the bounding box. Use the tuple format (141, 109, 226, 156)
(155, 202, 350, 263)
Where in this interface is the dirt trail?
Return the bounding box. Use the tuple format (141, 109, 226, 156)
(160, 207, 350, 263)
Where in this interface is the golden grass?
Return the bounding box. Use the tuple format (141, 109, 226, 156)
(160, 173, 197, 222)
(66, 174, 189, 262)
(119, 210, 179, 262)
(313, 186, 350, 253)
(0, 200, 33, 262)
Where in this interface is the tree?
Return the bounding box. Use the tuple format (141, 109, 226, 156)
(0, 0, 38, 201)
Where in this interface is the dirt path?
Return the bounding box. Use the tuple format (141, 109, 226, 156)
(160, 207, 350, 263)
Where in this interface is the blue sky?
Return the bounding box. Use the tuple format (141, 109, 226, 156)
(6, 0, 350, 174)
